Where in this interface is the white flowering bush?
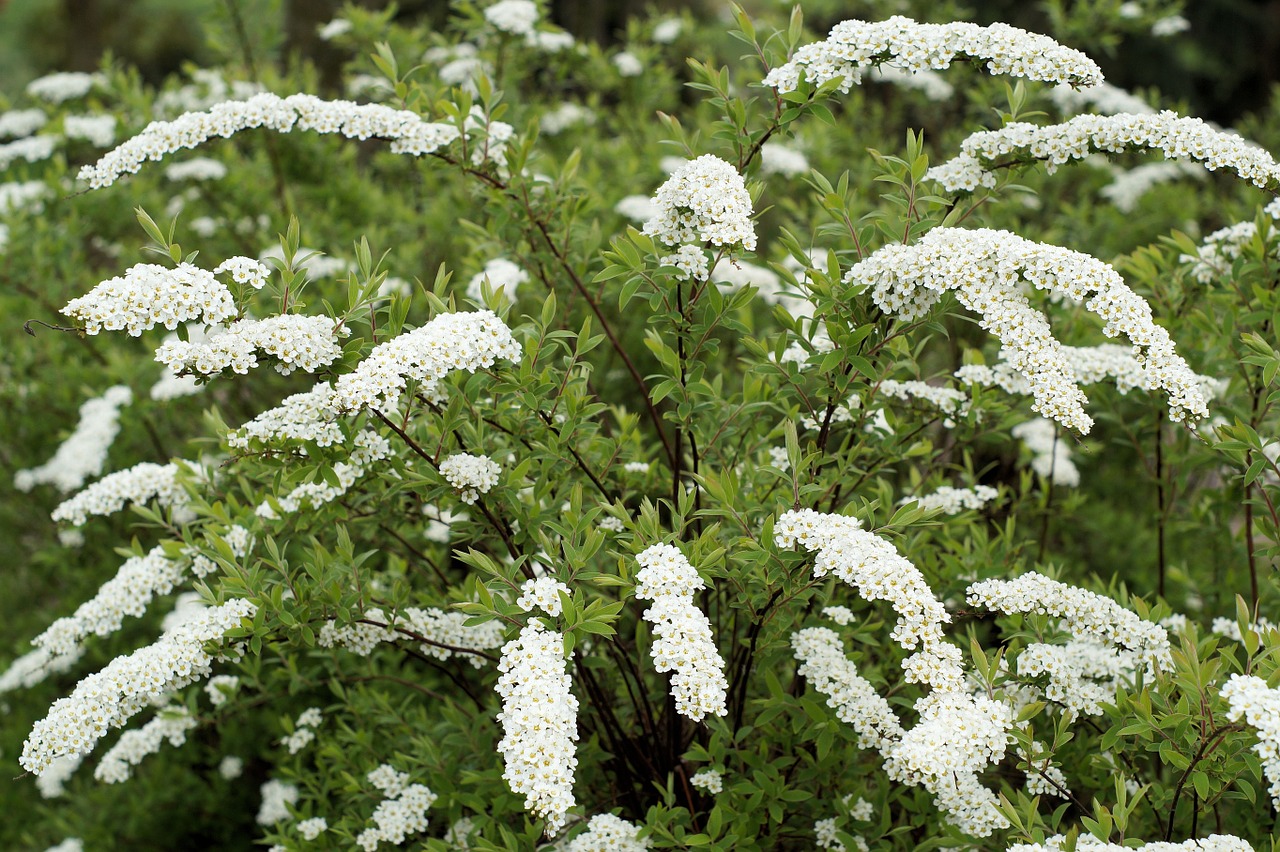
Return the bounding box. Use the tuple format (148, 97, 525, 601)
(6, 1, 1280, 850)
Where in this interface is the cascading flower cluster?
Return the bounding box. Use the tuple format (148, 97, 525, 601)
(633, 544, 729, 721)
(77, 93, 468, 189)
(1015, 639, 1139, 718)
(642, 154, 756, 252)
(846, 228, 1209, 433)
(51, 461, 191, 526)
(927, 112, 1280, 193)
(14, 385, 132, 493)
(256, 431, 392, 519)
(791, 627, 905, 751)
(331, 310, 521, 412)
(21, 597, 256, 775)
(966, 572, 1172, 673)
(1221, 674, 1280, 807)
(94, 705, 197, 783)
(565, 814, 651, 851)
(227, 382, 344, 449)
(762, 16, 1103, 95)
(61, 262, 237, 336)
(494, 620, 579, 836)
(155, 313, 348, 377)
(280, 707, 323, 754)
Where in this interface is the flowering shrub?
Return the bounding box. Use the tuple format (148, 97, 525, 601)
(5, 1, 1280, 850)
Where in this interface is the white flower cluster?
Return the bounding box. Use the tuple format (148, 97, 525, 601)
(615, 194, 659, 222)
(1008, 835, 1254, 851)
(187, 523, 253, 579)
(495, 621, 579, 835)
(332, 309, 521, 412)
(218, 755, 244, 779)
(824, 605, 856, 626)
(21, 597, 256, 774)
(613, 51, 643, 77)
(879, 379, 970, 420)
(27, 71, 102, 102)
(154, 69, 263, 116)
(540, 102, 595, 135)
(1050, 81, 1153, 116)
(257, 778, 300, 824)
(214, 255, 271, 288)
(967, 573, 1171, 672)
(516, 577, 572, 617)
(155, 313, 347, 377)
(402, 607, 505, 667)
(51, 461, 190, 526)
(281, 707, 323, 754)
(62, 262, 237, 336)
(14, 385, 132, 493)
(1182, 197, 1280, 283)
(565, 814, 651, 852)
(1100, 160, 1204, 212)
(847, 228, 1209, 432)
(205, 674, 239, 706)
(763, 16, 1102, 95)
(318, 17, 352, 39)
(0, 134, 56, 168)
(256, 431, 391, 520)
(0, 179, 50, 215)
(1211, 616, 1276, 643)
(901, 484, 998, 514)
(1222, 674, 1280, 807)
(43, 840, 83, 852)
(791, 627, 905, 750)
(485, 0, 539, 37)
(95, 705, 197, 783)
(760, 143, 809, 177)
(1010, 417, 1080, 487)
(258, 243, 351, 280)
(0, 107, 47, 138)
(660, 244, 710, 282)
(775, 509, 962, 691)
(633, 544, 729, 721)
(228, 382, 344, 448)
(439, 452, 501, 504)
(642, 154, 757, 252)
(928, 112, 1280, 194)
(1016, 639, 1138, 718)
(467, 257, 528, 302)
(868, 64, 955, 100)
(297, 817, 329, 840)
(35, 754, 82, 798)
(162, 156, 228, 181)
(79, 93, 467, 189)
(32, 545, 186, 658)
(689, 769, 723, 795)
(0, 646, 84, 694)
(64, 114, 116, 147)
(1019, 741, 1071, 798)
(318, 609, 397, 656)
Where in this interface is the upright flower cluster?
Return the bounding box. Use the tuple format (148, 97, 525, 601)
(94, 705, 197, 783)
(565, 814, 651, 852)
(78, 93, 468, 189)
(61, 262, 237, 336)
(1221, 674, 1280, 807)
(494, 621, 579, 836)
(155, 313, 348, 377)
(846, 228, 1209, 432)
(966, 573, 1172, 672)
(516, 577, 572, 617)
(642, 154, 757, 251)
(21, 597, 256, 774)
(331, 310, 521, 412)
(762, 16, 1102, 94)
(633, 544, 729, 721)
(14, 385, 132, 493)
(51, 461, 191, 526)
(438, 453, 501, 504)
(927, 112, 1280, 193)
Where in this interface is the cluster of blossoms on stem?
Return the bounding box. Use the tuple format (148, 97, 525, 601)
(643, 154, 757, 252)
(356, 782, 436, 850)
(791, 627, 904, 750)
(1009, 836, 1254, 851)
(78, 93, 472, 189)
(1221, 674, 1280, 807)
(163, 156, 229, 182)
(516, 576, 572, 617)
(763, 16, 1102, 95)
(0, 107, 48, 137)
(467, 257, 528, 302)
(633, 544, 729, 721)
(1050, 81, 1153, 116)
(14, 385, 132, 493)
(21, 597, 256, 774)
(689, 769, 723, 795)
(0, 646, 84, 694)
(256, 430, 392, 519)
(1181, 197, 1280, 283)
(43, 840, 83, 852)
(0, 134, 56, 168)
(26, 71, 102, 103)
(869, 64, 955, 100)
(51, 460, 191, 526)
(967, 573, 1172, 672)
(1099, 160, 1205, 212)
(814, 816, 868, 852)
(228, 382, 344, 448)
(257, 778, 300, 824)
(280, 707, 323, 754)
(901, 484, 998, 514)
(155, 313, 348, 377)
(1212, 616, 1277, 643)
(204, 674, 239, 706)
(847, 228, 1209, 432)
(94, 705, 197, 783)
(332, 310, 521, 412)
(64, 114, 116, 147)
(296, 817, 328, 840)
(318, 608, 396, 657)
(927, 112, 1280, 193)
(35, 755, 82, 798)
(62, 262, 237, 336)
(494, 620, 579, 836)
(878, 379, 971, 421)
(565, 814, 651, 851)
(439, 452, 501, 504)
(0, 179, 49, 215)
(1015, 639, 1140, 718)
(1010, 417, 1081, 487)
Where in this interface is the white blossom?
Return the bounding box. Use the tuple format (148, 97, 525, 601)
(643, 154, 756, 251)
(63, 114, 116, 147)
(257, 778, 299, 824)
(467, 257, 528, 302)
(52, 461, 191, 526)
(439, 453, 501, 504)
(95, 705, 197, 783)
(690, 769, 722, 795)
(62, 262, 236, 336)
(516, 577, 572, 616)
(155, 313, 347, 377)
(0, 108, 47, 138)
(14, 385, 132, 493)
(27, 71, 102, 102)
(1010, 417, 1081, 487)
(565, 813, 651, 851)
(901, 485, 998, 514)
